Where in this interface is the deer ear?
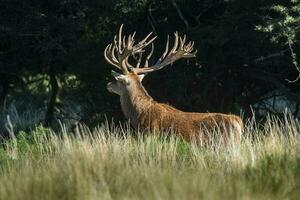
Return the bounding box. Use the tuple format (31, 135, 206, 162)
(111, 70, 122, 79)
(138, 74, 146, 82)
(111, 70, 130, 85)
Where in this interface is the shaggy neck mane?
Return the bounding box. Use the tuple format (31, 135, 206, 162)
(120, 78, 153, 128)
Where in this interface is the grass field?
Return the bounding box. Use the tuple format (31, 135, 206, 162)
(0, 114, 299, 200)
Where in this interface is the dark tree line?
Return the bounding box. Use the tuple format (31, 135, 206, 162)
(0, 0, 300, 127)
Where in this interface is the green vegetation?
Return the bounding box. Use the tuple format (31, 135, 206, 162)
(0, 114, 299, 200)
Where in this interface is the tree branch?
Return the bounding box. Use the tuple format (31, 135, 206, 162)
(147, 2, 157, 34)
(244, 68, 300, 103)
(170, 0, 189, 31)
(254, 50, 287, 63)
(286, 39, 300, 83)
(45, 67, 61, 126)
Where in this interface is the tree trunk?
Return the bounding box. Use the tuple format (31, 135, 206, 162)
(45, 68, 61, 126)
(0, 77, 11, 105)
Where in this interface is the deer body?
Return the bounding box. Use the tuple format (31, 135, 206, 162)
(108, 74, 243, 142)
(104, 25, 243, 143)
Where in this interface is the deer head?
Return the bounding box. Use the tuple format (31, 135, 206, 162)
(105, 24, 197, 96)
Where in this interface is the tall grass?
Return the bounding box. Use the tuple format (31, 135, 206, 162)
(0, 114, 299, 200)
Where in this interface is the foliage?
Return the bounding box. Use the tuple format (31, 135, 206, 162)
(256, 0, 300, 82)
(0, 115, 300, 199)
(256, 0, 300, 44)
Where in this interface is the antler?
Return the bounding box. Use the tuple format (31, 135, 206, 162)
(104, 24, 157, 74)
(104, 25, 197, 75)
(131, 32, 197, 74)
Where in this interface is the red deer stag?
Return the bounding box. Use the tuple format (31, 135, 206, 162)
(104, 25, 243, 143)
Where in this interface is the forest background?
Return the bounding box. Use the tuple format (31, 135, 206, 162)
(1, 0, 300, 131)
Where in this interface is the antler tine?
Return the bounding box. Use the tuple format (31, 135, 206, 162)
(127, 34, 132, 48)
(145, 43, 154, 67)
(129, 32, 136, 47)
(118, 24, 124, 52)
(134, 35, 157, 54)
(125, 57, 134, 69)
(136, 52, 143, 68)
(112, 29, 130, 73)
(123, 36, 126, 49)
(170, 32, 179, 54)
(191, 41, 195, 49)
(162, 35, 170, 60)
(155, 35, 169, 65)
(140, 32, 153, 45)
(157, 32, 180, 66)
(104, 44, 120, 69)
(131, 32, 197, 75)
(184, 41, 197, 56)
(105, 25, 153, 74)
(179, 34, 186, 50)
(132, 31, 136, 39)
(113, 35, 118, 51)
(111, 45, 119, 63)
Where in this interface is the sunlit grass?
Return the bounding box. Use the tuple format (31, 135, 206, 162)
(0, 114, 299, 200)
